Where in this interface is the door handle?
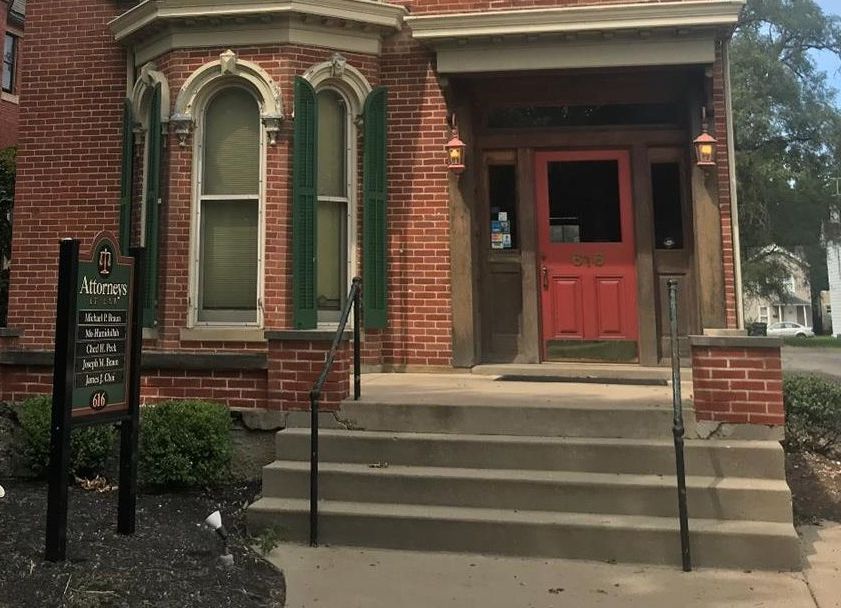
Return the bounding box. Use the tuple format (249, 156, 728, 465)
(542, 266, 549, 289)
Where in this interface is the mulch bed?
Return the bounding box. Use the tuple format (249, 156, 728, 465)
(0, 478, 285, 607)
(787, 451, 841, 525)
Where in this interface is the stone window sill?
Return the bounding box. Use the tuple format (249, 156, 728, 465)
(180, 327, 266, 343)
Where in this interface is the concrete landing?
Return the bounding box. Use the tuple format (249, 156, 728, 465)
(356, 372, 688, 409)
(269, 544, 815, 608)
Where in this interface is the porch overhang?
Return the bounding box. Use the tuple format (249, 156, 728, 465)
(109, 0, 408, 65)
(404, 0, 745, 74)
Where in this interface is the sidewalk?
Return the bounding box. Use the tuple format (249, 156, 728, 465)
(267, 537, 823, 608)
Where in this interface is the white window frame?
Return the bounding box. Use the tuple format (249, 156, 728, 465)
(315, 86, 356, 326)
(189, 81, 266, 328)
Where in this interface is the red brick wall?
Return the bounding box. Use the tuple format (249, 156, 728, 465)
(5, 0, 126, 347)
(141, 369, 268, 409)
(0, 364, 269, 408)
(713, 42, 739, 329)
(267, 340, 350, 411)
(380, 30, 453, 367)
(691, 344, 784, 426)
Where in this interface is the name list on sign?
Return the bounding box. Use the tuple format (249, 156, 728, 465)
(74, 310, 127, 392)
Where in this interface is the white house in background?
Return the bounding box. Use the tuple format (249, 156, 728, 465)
(826, 208, 841, 337)
(744, 245, 813, 329)
(820, 290, 832, 334)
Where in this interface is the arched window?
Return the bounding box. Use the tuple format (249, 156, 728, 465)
(196, 86, 261, 323)
(316, 88, 350, 318)
(293, 55, 388, 330)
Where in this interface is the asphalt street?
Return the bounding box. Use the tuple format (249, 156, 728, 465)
(783, 346, 841, 379)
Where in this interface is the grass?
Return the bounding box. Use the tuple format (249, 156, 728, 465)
(783, 335, 841, 348)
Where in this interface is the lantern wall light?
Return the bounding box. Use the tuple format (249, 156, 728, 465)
(445, 116, 466, 175)
(693, 106, 718, 171)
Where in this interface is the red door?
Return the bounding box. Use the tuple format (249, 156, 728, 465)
(535, 150, 638, 360)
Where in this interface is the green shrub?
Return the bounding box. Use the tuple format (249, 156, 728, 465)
(784, 374, 841, 455)
(139, 400, 232, 488)
(17, 395, 116, 478)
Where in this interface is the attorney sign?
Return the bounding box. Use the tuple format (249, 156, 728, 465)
(71, 234, 133, 417)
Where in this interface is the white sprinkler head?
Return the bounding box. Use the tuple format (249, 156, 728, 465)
(204, 510, 223, 531)
(0, 484, 4, 499)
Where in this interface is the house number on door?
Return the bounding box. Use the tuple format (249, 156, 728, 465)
(571, 254, 605, 267)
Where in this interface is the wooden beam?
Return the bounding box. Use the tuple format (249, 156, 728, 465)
(517, 148, 541, 363)
(631, 144, 659, 366)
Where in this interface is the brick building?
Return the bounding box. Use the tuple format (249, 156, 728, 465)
(1, 0, 804, 571)
(0, 0, 750, 407)
(0, 0, 23, 149)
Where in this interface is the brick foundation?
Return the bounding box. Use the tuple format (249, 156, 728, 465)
(267, 333, 351, 411)
(690, 336, 784, 426)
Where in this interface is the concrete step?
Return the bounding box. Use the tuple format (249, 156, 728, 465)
(275, 429, 786, 479)
(338, 400, 693, 439)
(261, 460, 793, 522)
(246, 498, 801, 570)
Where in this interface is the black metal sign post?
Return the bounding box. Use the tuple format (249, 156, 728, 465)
(45, 233, 142, 561)
(118, 247, 145, 535)
(45, 239, 80, 562)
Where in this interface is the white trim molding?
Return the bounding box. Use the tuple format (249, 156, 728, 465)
(171, 50, 284, 146)
(109, 0, 407, 64)
(302, 53, 373, 112)
(131, 61, 171, 132)
(405, 1, 745, 40)
(405, 0, 745, 74)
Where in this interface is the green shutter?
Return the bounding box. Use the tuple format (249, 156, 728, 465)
(119, 99, 134, 255)
(292, 77, 318, 329)
(362, 86, 388, 329)
(143, 83, 162, 328)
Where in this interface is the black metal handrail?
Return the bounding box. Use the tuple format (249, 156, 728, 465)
(667, 279, 692, 572)
(309, 276, 362, 547)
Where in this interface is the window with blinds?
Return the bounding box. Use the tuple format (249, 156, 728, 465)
(316, 89, 349, 317)
(198, 86, 260, 323)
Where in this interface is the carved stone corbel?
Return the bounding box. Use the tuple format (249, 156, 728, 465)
(170, 113, 193, 147)
(262, 114, 282, 145)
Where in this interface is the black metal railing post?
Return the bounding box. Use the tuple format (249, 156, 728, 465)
(667, 279, 692, 572)
(353, 277, 362, 401)
(309, 388, 319, 547)
(309, 277, 363, 547)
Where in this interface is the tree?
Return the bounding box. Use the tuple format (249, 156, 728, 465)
(732, 0, 841, 304)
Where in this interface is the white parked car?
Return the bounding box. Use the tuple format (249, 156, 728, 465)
(766, 321, 814, 338)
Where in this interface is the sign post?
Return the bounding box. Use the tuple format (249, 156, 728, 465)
(45, 233, 142, 561)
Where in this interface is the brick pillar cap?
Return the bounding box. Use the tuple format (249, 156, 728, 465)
(689, 335, 782, 348)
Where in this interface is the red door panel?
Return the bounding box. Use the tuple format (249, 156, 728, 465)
(550, 277, 584, 338)
(595, 277, 625, 338)
(535, 150, 638, 358)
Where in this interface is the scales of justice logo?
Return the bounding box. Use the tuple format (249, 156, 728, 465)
(97, 244, 114, 278)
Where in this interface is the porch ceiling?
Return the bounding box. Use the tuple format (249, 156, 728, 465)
(405, 0, 746, 74)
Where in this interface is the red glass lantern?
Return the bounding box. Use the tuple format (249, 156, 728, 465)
(445, 128, 466, 175)
(693, 108, 718, 170)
